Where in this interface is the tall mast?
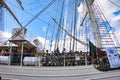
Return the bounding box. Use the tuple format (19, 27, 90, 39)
(85, 0, 102, 48)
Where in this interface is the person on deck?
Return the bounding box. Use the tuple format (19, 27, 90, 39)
(45, 50, 49, 66)
(54, 47, 60, 66)
(62, 48, 67, 54)
(54, 47, 60, 56)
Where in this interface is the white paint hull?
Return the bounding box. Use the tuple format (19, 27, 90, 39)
(0, 65, 120, 80)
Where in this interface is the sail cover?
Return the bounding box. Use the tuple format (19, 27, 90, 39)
(106, 47, 120, 68)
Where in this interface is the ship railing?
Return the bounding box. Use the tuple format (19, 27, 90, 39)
(0, 52, 91, 66)
(40, 53, 88, 66)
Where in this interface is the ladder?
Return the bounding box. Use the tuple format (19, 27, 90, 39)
(92, 1, 120, 54)
(92, 1, 117, 48)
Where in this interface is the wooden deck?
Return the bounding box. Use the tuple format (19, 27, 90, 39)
(0, 65, 120, 80)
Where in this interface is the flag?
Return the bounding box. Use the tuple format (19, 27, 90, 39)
(97, 48, 106, 57)
(106, 47, 120, 68)
(89, 40, 105, 58)
(89, 40, 97, 58)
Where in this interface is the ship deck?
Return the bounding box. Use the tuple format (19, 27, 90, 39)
(0, 65, 120, 80)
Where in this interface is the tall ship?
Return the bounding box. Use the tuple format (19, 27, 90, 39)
(0, 0, 120, 80)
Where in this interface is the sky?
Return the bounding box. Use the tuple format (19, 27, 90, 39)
(0, 0, 120, 52)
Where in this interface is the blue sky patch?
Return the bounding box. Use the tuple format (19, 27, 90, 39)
(113, 10, 120, 16)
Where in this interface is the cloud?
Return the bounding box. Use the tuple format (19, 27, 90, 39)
(112, 15, 120, 22)
(34, 36, 46, 46)
(34, 35, 87, 53)
(0, 31, 12, 45)
(34, 36, 50, 50)
(0, 31, 11, 39)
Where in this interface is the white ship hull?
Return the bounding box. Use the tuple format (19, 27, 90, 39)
(0, 65, 120, 80)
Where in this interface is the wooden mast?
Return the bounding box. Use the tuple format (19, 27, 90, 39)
(85, 0, 102, 48)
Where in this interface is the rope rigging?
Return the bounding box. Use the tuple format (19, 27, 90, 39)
(59, 18, 64, 50)
(6, 0, 54, 28)
(3, 0, 56, 44)
(43, 20, 50, 50)
(5, 0, 120, 51)
(50, 23, 55, 51)
(63, 18, 67, 49)
(4, 0, 89, 51)
(108, 0, 120, 8)
(24, 0, 56, 27)
(72, 0, 77, 51)
(95, 0, 120, 47)
(96, 0, 114, 31)
(2, 0, 23, 28)
(69, 24, 73, 51)
(54, 0, 65, 49)
(52, 17, 88, 46)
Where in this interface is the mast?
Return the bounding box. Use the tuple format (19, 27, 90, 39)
(85, 0, 102, 48)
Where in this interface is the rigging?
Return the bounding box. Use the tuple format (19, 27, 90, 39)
(52, 17, 88, 46)
(43, 20, 50, 50)
(108, 0, 120, 8)
(2, 0, 23, 28)
(24, 0, 56, 27)
(54, 0, 65, 49)
(3, 0, 56, 44)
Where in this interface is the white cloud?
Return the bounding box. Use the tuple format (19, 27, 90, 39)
(3, 32, 12, 38)
(34, 35, 87, 53)
(0, 31, 12, 39)
(34, 36, 50, 50)
(77, 3, 83, 14)
(112, 15, 120, 22)
(0, 31, 12, 45)
(34, 36, 46, 46)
